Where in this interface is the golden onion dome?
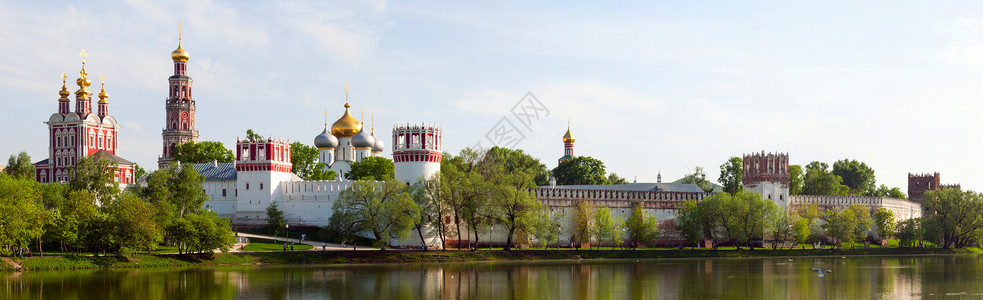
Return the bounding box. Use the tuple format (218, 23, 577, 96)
(58, 76, 70, 100)
(331, 103, 362, 137)
(98, 83, 109, 103)
(171, 43, 190, 61)
(562, 126, 575, 144)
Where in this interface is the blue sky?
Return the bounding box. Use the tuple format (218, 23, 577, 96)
(3, 0, 983, 192)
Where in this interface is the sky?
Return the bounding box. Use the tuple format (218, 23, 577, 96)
(3, 0, 983, 192)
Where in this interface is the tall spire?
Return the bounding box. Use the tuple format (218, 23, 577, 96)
(58, 73, 70, 115)
(74, 49, 92, 115)
(98, 76, 108, 103)
(97, 75, 109, 117)
(171, 21, 190, 62)
(324, 108, 328, 128)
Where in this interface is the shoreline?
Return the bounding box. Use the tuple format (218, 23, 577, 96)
(2, 247, 978, 272)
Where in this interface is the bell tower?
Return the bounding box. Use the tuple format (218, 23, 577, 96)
(159, 22, 199, 168)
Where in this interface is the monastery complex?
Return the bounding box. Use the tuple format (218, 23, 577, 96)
(32, 33, 940, 247)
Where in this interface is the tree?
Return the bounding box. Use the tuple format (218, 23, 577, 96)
(607, 173, 629, 185)
(843, 203, 873, 248)
(104, 193, 163, 256)
(821, 209, 848, 247)
(802, 162, 848, 196)
(719, 190, 777, 249)
(443, 148, 496, 250)
(922, 188, 983, 248)
(675, 200, 704, 248)
(874, 184, 907, 199)
(485, 146, 551, 186)
(289, 141, 338, 180)
(770, 211, 796, 249)
(874, 208, 896, 242)
(791, 216, 810, 249)
(788, 165, 803, 195)
(265, 201, 286, 238)
(718, 156, 743, 195)
(679, 167, 715, 192)
(0, 173, 48, 256)
(146, 164, 208, 219)
(346, 157, 395, 181)
(552, 156, 608, 185)
(625, 204, 658, 249)
(69, 156, 120, 202)
(895, 218, 923, 248)
(832, 159, 876, 196)
(133, 164, 148, 179)
(416, 175, 448, 250)
(329, 179, 420, 249)
(5, 151, 34, 179)
(529, 209, 564, 249)
(172, 141, 234, 164)
(593, 206, 623, 250)
(572, 199, 596, 248)
(245, 129, 264, 141)
(697, 194, 728, 248)
(51, 190, 98, 255)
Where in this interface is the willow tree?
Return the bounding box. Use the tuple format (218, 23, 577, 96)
(329, 179, 419, 249)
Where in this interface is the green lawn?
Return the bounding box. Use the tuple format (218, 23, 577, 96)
(242, 242, 313, 252)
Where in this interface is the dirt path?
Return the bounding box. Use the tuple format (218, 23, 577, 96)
(2, 257, 22, 270)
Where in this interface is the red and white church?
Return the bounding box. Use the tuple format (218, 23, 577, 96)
(34, 51, 135, 184)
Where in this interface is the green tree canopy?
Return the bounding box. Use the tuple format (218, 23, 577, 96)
(289, 141, 337, 180)
(329, 179, 420, 249)
(5, 151, 34, 180)
(874, 208, 896, 240)
(552, 156, 608, 185)
(265, 201, 286, 237)
(346, 157, 395, 181)
(788, 165, 804, 195)
(69, 156, 120, 201)
(874, 184, 907, 199)
(485, 146, 551, 186)
(922, 188, 983, 248)
(718, 156, 743, 195)
(678, 167, 715, 193)
(245, 129, 264, 141)
(802, 161, 848, 196)
(607, 173, 629, 185)
(832, 159, 876, 196)
(625, 204, 659, 248)
(172, 141, 234, 164)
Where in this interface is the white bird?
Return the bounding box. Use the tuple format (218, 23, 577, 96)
(812, 268, 831, 277)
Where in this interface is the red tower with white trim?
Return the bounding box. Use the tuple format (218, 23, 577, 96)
(158, 29, 199, 168)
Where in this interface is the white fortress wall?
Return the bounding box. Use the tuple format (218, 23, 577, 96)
(202, 179, 237, 218)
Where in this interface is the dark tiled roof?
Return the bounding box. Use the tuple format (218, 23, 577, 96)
(90, 150, 134, 165)
(33, 159, 49, 165)
(192, 162, 237, 181)
(541, 183, 706, 193)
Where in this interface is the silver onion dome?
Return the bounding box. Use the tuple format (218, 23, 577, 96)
(313, 127, 338, 149)
(351, 126, 375, 148)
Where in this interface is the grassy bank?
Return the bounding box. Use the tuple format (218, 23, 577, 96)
(2, 247, 979, 271)
(3, 253, 256, 271)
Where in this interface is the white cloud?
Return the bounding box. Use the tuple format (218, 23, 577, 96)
(935, 17, 983, 66)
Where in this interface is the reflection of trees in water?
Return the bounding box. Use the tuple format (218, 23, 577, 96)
(14, 256, 983, 299)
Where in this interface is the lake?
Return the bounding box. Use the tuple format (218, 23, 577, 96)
(3, 254, 982, 299)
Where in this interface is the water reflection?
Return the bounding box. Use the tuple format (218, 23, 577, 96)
(6, 255, 983, 299)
